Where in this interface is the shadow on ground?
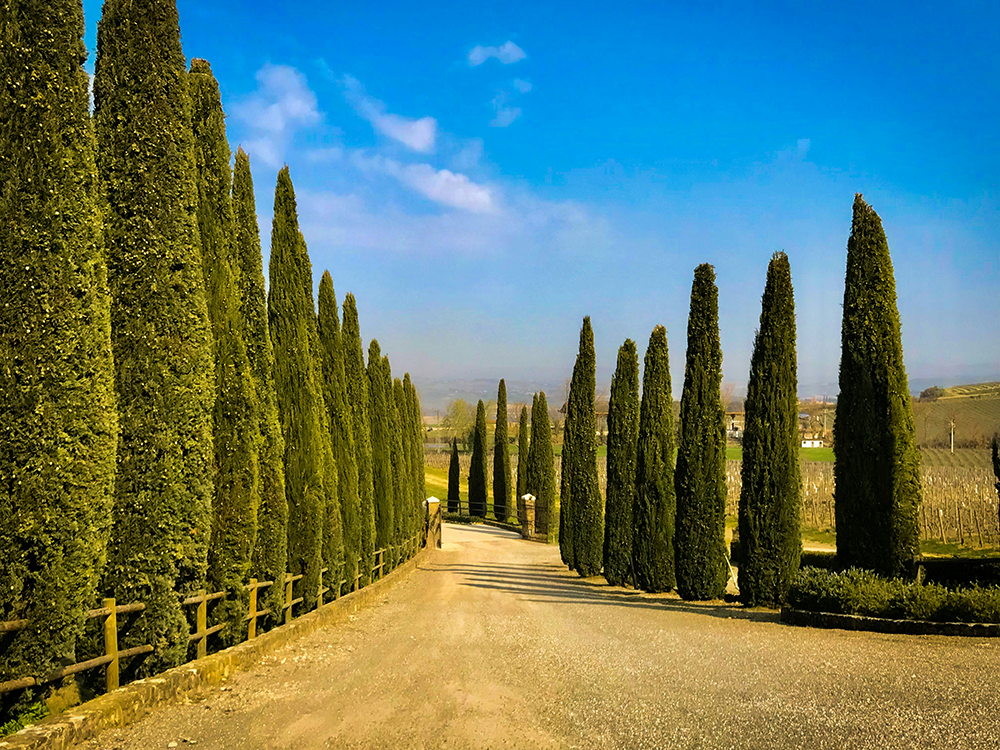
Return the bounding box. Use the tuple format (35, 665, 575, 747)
(423, 559, 781, 624)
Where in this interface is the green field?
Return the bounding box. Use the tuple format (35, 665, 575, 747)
(725, 446, 834, 462)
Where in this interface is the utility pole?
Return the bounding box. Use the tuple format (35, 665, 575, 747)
(949, 417, 956, 454)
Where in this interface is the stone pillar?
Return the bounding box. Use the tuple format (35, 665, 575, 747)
(521, 494, 535, 539)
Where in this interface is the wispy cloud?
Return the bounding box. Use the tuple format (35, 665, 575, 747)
(231, 64, 320, 167)
(353, 153, 494, 213)
(512, 78, 532, 94)
(491, 94, 522, 127)
(342, 75, 437, 153)
(468, 41, 527, 66)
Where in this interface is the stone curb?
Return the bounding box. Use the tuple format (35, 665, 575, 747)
(780, 606, 1000, 637)
(1, 546, 432, 750)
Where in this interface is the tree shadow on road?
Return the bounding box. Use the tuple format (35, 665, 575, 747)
(428, 562, 781, 624)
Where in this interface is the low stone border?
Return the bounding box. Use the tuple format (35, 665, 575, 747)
(781, 607, 1000, 637)
(1, 545, 432, 750)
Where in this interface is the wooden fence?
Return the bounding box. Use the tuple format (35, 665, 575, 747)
(0, 530, 425, 700)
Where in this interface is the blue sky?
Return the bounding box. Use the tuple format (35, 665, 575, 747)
(82, 0, 999, 396)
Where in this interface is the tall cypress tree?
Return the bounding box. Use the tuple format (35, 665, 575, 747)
(267, 167, 325, 609)
(342, 295, 376, 584)
(368, 340, 394, 554)
(633, 326, 676, 593)
(189, 59, 261, 644)
(95, 0, 215, 671)
(404, 374, 423, 544)
(234, 148, 287, 628)
(318, 272, 360, 591)
(604, 340, 640, 587)
(528, 392, 557, 542)
(835, 195, 922, 577)
(675, 265, 728, 601)
(558, 403, 575, 564)
(568, 318, 604, 577)
(394, 376, 414, 554)
(448, 438, 461, 514)
(516, 406, 530, 508)
(0, 0, 118, 693)
(469, 400, 489, 518)
(389, 369, 409, 562)
(738, 252, 801, 606)
(493, 380, 513, 522)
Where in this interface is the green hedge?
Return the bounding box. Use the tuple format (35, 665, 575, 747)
(788, 568, 1000, 624)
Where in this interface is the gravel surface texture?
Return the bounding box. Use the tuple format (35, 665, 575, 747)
(83, 523, 999, 749)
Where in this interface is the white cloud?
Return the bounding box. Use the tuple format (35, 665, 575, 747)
(490, 92, 521, 128)
(468, 41, 526, 66)
(353, 153, 495, 213)
(512, 78, 532, 94)
(797, 138, 812, 158)
(342, 75, 437, 153)
(232, 64, 320, 167)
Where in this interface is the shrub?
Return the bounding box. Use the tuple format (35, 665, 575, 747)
(788, 567, 1000, 624)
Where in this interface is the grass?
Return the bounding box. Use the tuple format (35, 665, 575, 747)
(725, 446, 834, 462)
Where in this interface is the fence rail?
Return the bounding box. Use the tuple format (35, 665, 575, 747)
(0, 515, 435, 704)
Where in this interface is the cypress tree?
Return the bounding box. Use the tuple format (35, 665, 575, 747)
(448, 438, 461, 514)
(318, 272, 360, 592)
(558, 404, 574, 564)
(604, 340, 640, 587)
(633, 326, 677, 593)
(189, 59, 261, 644)
(404, 374, 423, 544)
(389, 369, 409, 561)
(234, 148, 287, 628)
(95, 0, 215, 671)
(469, 400, 489, 518)
(394, 376, 414, 554)
(738, 252, 801, 606)
(528, 392, 557, 541)
(568, 318, 604, 577)
(516, 406, 530, 508)
(493, 380, 513, 522)
(0, 0, 118, 693)
(675, 265, 728, 601)
(267, 167, 325, 609)
(343, 294, 376, 583)
(368, 340, 395, 553)
(834, 195, 922, 577)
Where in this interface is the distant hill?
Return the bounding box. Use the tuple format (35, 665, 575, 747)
(913, 382, 1000, 448)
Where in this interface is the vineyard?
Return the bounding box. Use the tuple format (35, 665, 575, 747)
(912, 386, 1000, 449)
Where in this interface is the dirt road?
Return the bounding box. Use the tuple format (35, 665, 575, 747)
(86, 523, 999, 749)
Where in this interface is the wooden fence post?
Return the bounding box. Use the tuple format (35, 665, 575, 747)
(284, 575, 293, 625)
(247, 579, 258, 640)
(195, 590, 207, 660)
(103, 597, 118, 692)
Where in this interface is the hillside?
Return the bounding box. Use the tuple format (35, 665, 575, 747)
(913, 382, 1000, 448)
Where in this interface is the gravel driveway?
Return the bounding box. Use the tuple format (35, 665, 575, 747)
(84, 523, 999, 749)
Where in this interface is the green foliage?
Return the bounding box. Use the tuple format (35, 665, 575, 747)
(189, 59, 262, 645)
(788, 568, 1000, 624)
(404, 374, 425, 537)
(675, 265, 728, 601)
(0, 0, 118, 694)
(368, 341, 395, 555)
(469, 400, 489, 518)
(567, 318, 604, 577)
(448, 439, 461, 514)
(267, 167, 325, 609)
(318, 273, 360, 590)
(558, 396, 574, 564)
(835, 195, 922, 577)
(604, 340, 639, 587)
(633, 326, 677, 593)
(516, 406, 529, 509)
(234, 149, 287, 628)
(493, 381, 513, 522)
(528, 392, 557, 541)
(94, 0, 215, 672)
(738, 252, 802, 607)
(389, 370, 409, 559)
(342, 294, 376, 583)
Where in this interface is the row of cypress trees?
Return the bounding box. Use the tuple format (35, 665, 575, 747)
(0, 0, 427, 710)
(564, 199, 921, 605)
